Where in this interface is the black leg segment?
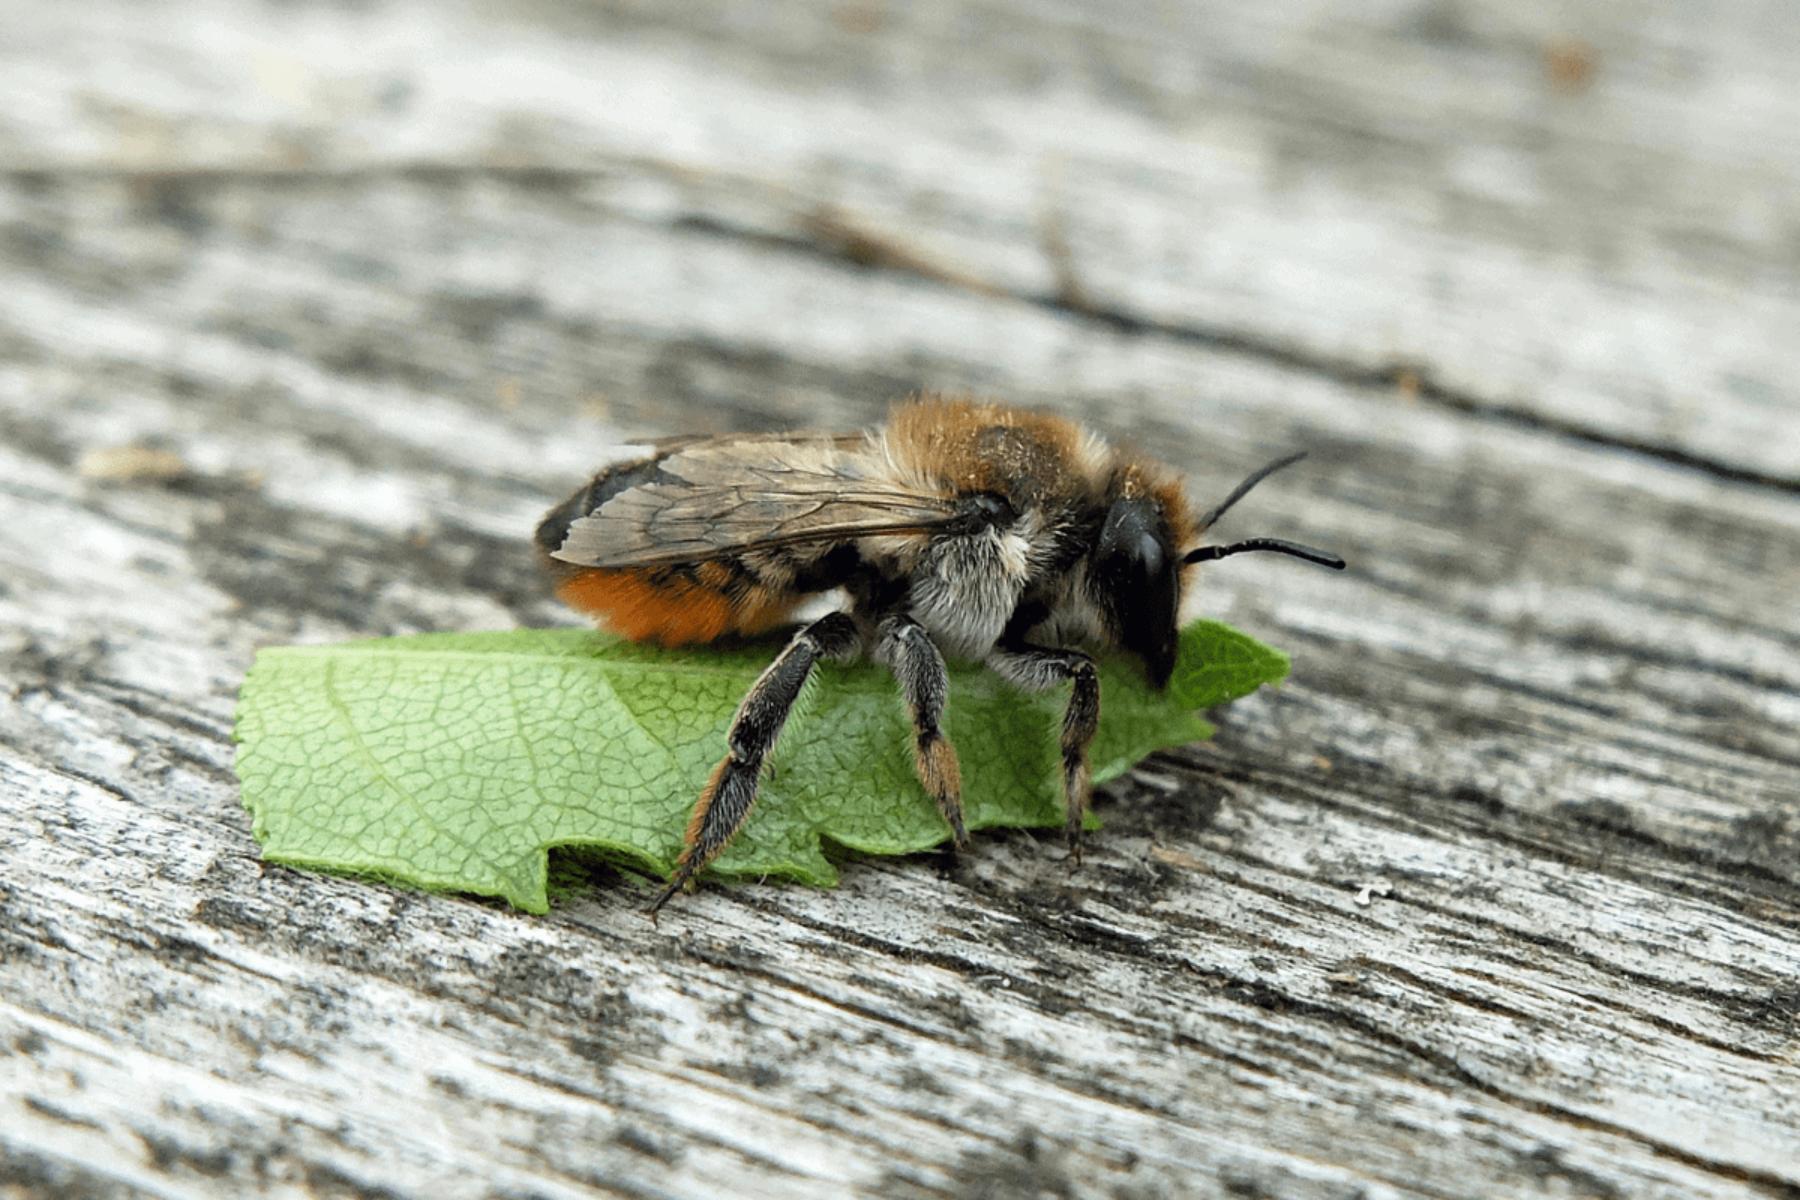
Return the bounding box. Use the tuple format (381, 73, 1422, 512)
(986, 642, 1100, 861)
(876, 614, 966, 847)
(650, 611, 860, 914)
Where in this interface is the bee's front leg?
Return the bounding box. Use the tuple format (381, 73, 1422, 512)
(649, 611, 860, 915)
(985, 643, 1100, 862)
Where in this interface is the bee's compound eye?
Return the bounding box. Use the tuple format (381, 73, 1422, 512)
(1135, 532, 1164, 575)
(1098, 495, 1169, 577)
(969, 492, 1015, 525)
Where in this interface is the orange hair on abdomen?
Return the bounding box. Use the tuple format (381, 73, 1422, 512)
(555, 564, 795, 646)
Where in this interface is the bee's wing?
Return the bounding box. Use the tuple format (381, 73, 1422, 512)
(550, 434, 961, 569)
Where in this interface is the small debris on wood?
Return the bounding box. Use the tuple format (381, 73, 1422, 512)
(1038, 158, 1096, 314)
(77, 444, 190, 484)
(832, 0, 886, 35)
(1149, 845, 1208, 871)
(1395, 369, 1423, 403)
(1545, 38, 1599, 93)
(803, 205, 998, 295)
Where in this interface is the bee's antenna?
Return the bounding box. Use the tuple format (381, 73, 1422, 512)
(1196, 451, 1309, 531)
(1184, 538, 1346, 570)
(1186, 451, 1345, 569)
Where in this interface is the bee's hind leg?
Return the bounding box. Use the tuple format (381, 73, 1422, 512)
(876, 614, 967, 849)
(985, 642, 1100, 863)
(649, 611, 861, 916)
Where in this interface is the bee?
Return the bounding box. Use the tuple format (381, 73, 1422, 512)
(535, 395, 1344, 912)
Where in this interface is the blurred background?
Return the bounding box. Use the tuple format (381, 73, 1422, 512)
(6, 1, 1796, 517)
(6, 0, 1794, 631)
(3, 2, 1798, 1196)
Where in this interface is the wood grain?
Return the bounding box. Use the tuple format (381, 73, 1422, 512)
(2, 2, 1796, 1198)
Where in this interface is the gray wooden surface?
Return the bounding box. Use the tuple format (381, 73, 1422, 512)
(3, 1, 1797, 1197)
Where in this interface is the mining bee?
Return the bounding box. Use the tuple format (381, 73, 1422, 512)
(536, 395, 1344, 911)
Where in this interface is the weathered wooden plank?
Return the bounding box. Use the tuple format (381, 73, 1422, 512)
(4, 741, 1797, 1199)
(3, 175, 1797, 1195)
(2, 1, 1798, 1198)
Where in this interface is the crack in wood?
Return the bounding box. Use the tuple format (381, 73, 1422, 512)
(5, 158, 1794, 496)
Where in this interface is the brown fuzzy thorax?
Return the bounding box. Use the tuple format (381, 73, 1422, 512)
(883, 395, 1103, 514)
(885, 395, 1198, 554)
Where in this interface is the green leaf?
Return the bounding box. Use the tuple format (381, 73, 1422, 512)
(234, 621, 1288, 913)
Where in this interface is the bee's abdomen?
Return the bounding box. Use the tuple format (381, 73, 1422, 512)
(552, 561, 797, 646)
(537, 454, 788, 645)
(537, 446, 870, 645)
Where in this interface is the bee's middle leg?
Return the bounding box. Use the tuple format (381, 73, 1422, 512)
(985, 643, 1100, 861)
(650, 611, 860, 914)
(876, 614, 966, 847)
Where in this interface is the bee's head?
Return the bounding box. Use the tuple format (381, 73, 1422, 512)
(1090, 494, 1183, 689)
(1093, 453, 1347, 690)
